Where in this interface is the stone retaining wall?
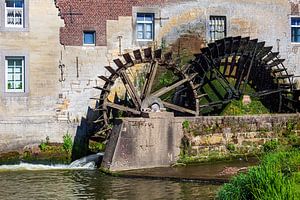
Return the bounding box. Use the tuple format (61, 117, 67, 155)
(178, 114, 300, 158)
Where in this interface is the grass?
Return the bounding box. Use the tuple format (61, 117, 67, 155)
(221, 99, 269, 115)
(177, 152, 255, 165)
(217, 149, 300, 200)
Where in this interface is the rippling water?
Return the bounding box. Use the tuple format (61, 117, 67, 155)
(0, 168, 219, 200)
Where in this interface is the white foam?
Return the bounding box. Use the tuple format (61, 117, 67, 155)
(0, 162, 96, 171)
(0, 153, 104, 171)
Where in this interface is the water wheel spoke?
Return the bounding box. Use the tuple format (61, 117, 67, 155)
(119, 70, 142, 109)
(105, 102, 141, 115)
(141, 62, 159, 98)
(251, 89, 284, 97)
(151, 76, 193, 97)
(161, 101, 197, 115)
(201, 100, 232, 110)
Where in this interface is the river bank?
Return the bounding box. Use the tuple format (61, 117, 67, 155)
(0, 143, 71, 165)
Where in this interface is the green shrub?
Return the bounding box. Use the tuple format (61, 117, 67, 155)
(39, 136, 50, 151)
(182, 120, 190, 130)
(89, 141, 106, 152)
(39, 142, 47, 151)
(226, 143, 236, 152)
(286, 120, 296, 135)
(62, 133, 73, 153)
(263, 140, 279, 152)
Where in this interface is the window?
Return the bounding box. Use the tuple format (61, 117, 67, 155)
(209, 16, 226, 42)
(83, 31, 95, 45)
(291, 17, 300, 43)
(5, 57, 25, 92)
(5, 0, 24, 28)
(136, 13, 154, 41)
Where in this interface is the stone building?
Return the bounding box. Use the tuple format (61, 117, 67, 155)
(0, 0, 299, 152)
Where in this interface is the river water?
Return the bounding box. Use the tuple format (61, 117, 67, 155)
(0, 163, 219, 200)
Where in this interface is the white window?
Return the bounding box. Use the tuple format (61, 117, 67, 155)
(136, 13, 154, 41)
(291, 17, 300, 43)
(209, 16, 226, 42)
(5, 0, 24, 28)
(5, 57, 25, 93)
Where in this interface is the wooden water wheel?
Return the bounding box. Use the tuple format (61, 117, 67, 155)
(90, 36, 300, 140)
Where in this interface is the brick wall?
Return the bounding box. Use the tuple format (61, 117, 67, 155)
(55, 0, 171, 46)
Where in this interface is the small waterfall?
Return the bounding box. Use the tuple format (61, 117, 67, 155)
(69, 152, 104, 168)
(0, 153, 104, 171)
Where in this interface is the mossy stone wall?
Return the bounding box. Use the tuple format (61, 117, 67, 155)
(178, 114, 300, 160)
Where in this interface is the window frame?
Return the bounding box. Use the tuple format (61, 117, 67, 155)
(0, 0, 29, 32)
(209, 15, 227, 42)
(0, 51, 29, 97)
(5, 56, 25, 93)
(136, 13, 154, 41)
(83, 31, 96, 46)
(5, 0, 24, 28)
(291, 16, 300, 44)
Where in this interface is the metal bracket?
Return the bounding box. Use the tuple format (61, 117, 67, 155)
(59, 61, 65, 82)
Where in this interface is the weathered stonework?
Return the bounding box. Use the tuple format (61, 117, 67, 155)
(182, 114, 300, 157)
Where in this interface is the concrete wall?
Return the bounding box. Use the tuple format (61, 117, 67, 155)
(102, 113, 299, 171)
(102, 112, 182, 171)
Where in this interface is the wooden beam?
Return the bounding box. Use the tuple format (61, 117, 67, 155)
(152, 73, 198, 97)
(162, 101, 197, 115)
(98, 75, 113, 83)
(106, 102, 141, 115)
(141, 62, 158, 98)
(119, 70, 142, 109)
(152, 78, 189, 97)
(93, 86, 110, 92)
(105, 66, 117, 75)
(251, 89, 284, 97)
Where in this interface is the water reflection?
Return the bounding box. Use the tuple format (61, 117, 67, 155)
(0, 170, 219, 200)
